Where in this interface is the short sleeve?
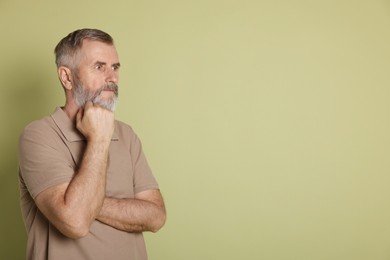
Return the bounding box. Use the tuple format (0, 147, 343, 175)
(18, 122, 74, 199)
(129, 130, 159, 194)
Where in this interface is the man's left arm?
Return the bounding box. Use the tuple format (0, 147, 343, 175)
(97, 189, 166, 233)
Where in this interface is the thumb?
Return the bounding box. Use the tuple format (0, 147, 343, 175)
(76, 108, 83, 128)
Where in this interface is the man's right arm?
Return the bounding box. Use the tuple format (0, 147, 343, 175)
(34, 102, 114, 239)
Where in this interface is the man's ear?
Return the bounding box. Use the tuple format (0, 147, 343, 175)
(58, 66, 73, 90)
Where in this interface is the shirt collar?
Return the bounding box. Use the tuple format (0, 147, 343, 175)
(51, 107, 119, 142)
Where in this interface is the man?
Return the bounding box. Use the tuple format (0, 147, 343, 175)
(18, 29, 166, 260)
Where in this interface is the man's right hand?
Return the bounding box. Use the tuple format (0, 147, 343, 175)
(76, 101, 115, 143)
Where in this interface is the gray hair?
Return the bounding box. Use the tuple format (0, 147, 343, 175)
(54, 28, 114, 69)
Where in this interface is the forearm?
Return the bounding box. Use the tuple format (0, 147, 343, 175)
(63, 140, 110, 231)
(97, 195, 166, 233)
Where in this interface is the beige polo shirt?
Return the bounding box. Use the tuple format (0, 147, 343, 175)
(18, 107, 159, 260)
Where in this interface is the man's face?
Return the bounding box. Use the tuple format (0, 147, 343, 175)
(72, 39, 120, 111)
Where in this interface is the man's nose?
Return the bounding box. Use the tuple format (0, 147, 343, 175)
(106, 69, 118, 84)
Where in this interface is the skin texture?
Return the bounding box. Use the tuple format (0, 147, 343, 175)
(34, 39, 166, 239)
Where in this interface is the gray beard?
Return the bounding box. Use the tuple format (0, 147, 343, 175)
(73, 80, 118, 112)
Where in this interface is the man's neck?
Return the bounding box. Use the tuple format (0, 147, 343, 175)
(62, 103, 80, 123)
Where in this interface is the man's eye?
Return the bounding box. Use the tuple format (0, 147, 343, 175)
(95, 64, 105, 71)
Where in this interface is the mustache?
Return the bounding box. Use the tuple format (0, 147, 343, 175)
(102, 82, 118, 93)
(91, 83, 119, 100)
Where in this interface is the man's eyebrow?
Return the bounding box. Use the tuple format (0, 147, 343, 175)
(94, 61, 120, 68)
(94, 61, 106, 66)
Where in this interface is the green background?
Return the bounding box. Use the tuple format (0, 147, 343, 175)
(1, 0, 390, 259)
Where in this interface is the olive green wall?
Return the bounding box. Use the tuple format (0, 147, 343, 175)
(1, 0, 390, 259)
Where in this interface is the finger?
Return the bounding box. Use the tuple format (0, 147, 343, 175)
(85, 101, 93, 110)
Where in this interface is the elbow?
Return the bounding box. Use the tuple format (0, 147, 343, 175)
(58, 218, 91, 239)
(65, 226, 89, 239)
(150, 209, 167, 233)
